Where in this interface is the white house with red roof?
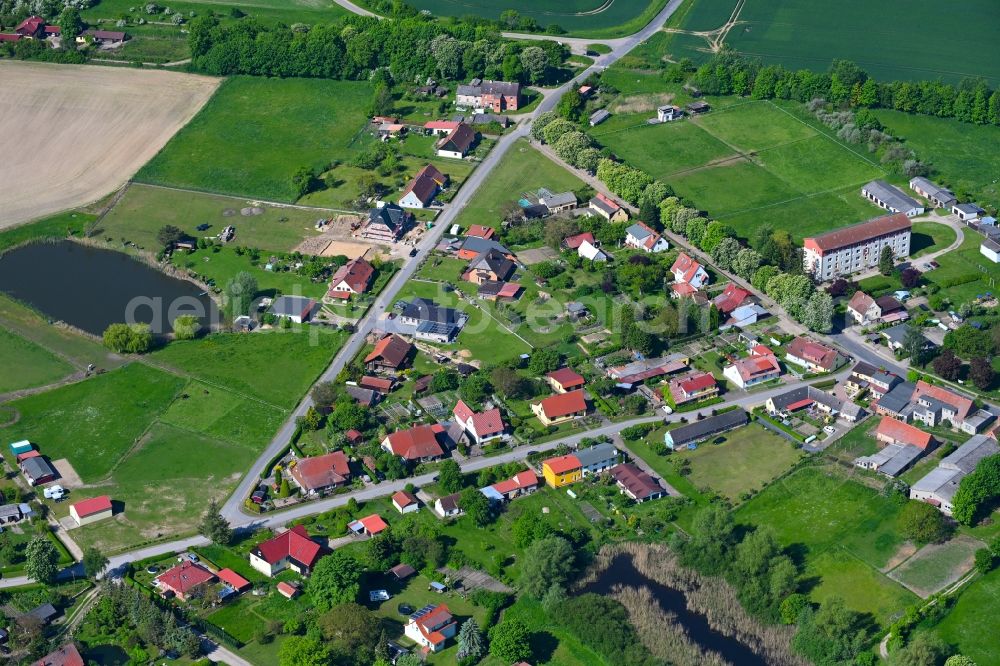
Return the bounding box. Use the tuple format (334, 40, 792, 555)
(381, 424, 446, 461)
(249, 525, 324, 577)
(452, 399, 508, 445)
(68, 495, 113, 526)
(348, 513, 389, 537)
(392, 490, 420, 514)
(483, 469, 539, 501)
(546, 367, 586, 393)
(405, 604, 458, 653)
(723, 353, 781, 389)
(803, 213, 911, 280)
(532, 389, 588, 426)
(562, 231, 595, 250)
(327, 256, 375, 300)
(670, 252, 710, 296)
(155, 561, 216, 601)
(624, 222, 669, 253)
(667, 371, 718, 406)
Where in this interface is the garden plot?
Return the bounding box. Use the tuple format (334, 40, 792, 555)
(888, 535, 984, 598)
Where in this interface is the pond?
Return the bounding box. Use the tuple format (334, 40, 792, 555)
(0, 241, 219, 336)
(582, 554, 766, 666)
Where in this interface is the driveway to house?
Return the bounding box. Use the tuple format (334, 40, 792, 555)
(850, 211, 965, 282)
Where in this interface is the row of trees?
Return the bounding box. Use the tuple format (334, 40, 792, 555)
(691, 50, 1000, 126)
(188, 14, 567, 85)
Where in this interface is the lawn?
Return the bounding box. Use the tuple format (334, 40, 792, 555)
(452, 139, 585, 232)
(390, 0, 667, 37)
(677, 423, 803, 501)
(589, 99, 885, 241)
(0, 363, 185, 481)
(98, 184, 333, 254)
(0, 327, 73, 393)
(887, 535, 983, 598)
(169, 244, 330, 300)
(736, 464, 915, 622)
(921, 232, 1000, 306)
(874, 109, 1000, 209)
(159, 380, 287, 448)
(910, 221, 957, 258)
(136, 77, 373, 202)
(932, 566, 1000, 666)
(151, 328, 348, 409)
(479, 597, 607, 665)
(665, 0, 1000, 84)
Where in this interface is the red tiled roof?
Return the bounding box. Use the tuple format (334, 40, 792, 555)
(787, 337, 838, 370)
(364, 333, 413, 367)
(804, 213, 911, 254)
(392, 490, 418, 508)
(730, 354, 780, 381)
(356, 513, 388, 534)
(493, 469, 539, 495)
(497, 282, 522, 298)
(276, 581, 299, 598)
(329, 256, 375, 295)
(751, 344, 773, 356)
(424, 120, 460, 131)
(346, 429, 363, 442)
(563, 232, 595, 249)
(360, 376, 395, 393)
(538, 389, 587, 419)
(0, 33, 23, 41)
(70, 495, 112, 518)
(156, 561, 215, 596)
(875, 416, 933, 449)
(453, 399, 505, 436)
(15, 15, 44, 35)
(253, 525, 322, 568)
(610, 463, 662, 500)
(216, 568, 251, 591)
(384, 424, 445, 459)
(671, 282, 697, 296)
(678, 372, 716, 394)
(414, 604, 454, 640)
(595, 192, 620, 209)
(17, 449, 40, 461)
(543, 454, 581, 475)
(290, 451, 350, 491)
(546, 367, 585, 389)
(34, 643, 84, 666)
(712, 283, 751, 314)
(671, 252, 704, 284)
(914, 380, 974, 421)
(786, 398, 813, 411)
(467, 224, 495, 239)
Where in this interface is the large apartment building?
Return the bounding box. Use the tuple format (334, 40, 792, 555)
(803, 213, 911, 281)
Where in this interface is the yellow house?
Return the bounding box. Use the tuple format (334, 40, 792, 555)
(541, 454, 582, 488)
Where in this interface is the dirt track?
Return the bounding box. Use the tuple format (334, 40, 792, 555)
(0, 61, 219, 228)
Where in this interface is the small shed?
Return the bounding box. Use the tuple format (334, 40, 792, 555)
(390, 563, 416, 580)
(428, 581, 447, 593)
(589, 109, 610, 127)
(685, 101, 711, 114)
(9, 440, 32, 455)
(277, 581, 301, 599)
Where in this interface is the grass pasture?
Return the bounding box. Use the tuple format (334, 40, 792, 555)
(452, 139, 585, 231)
(675, 423, 803, 501)
(0, 327, 74, 394)
(665, 0, 1000, 84)
(887, 535, 983, 598)
(394, 0, 667, 37)
(589, 99, 884, 241)
(874, 109, 1000, 210)
(736, 464, 916, 623)
(137, 77, 373, 202)
(933, 567, 1000, 666)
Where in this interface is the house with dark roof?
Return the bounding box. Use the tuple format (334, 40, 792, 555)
(574, 443, 619, 476)
(456, 236, 513, 261)
(765, 385, 862, 422)
(327, 256, 375, 300)
(364, 334, 414, 374)
(862, 180, 925, 217)
(785, 337, 840, 373)
(346, 384, 379, 406)
(607, 353, 689, 387)
(589, 193, 629, 222)
(847, 291, 909, 326)
(269, 295, 317, 324)
(25, 603, 58, 626)
(452, 399, 508, 445)
(664, 409, 749, 450)
(881, 323, 932, 352)
(874, 380, 917, 419)
(155, 561, 216, 601)
(20, 455, 57, 486)
(290, 451, 351, 494)
(532, 389, 587, 426)
(803, 213, 912, 280)
(610, 464, 664, 502)
(381, 425, 446, 461)
(846, 361, 900, 399)
(436, 123, 477, 158)
(364, 202, 410, 241)
(953, 202, 985, 222)
(625, 222, 669, 253)
(250, 525, 324, 577)
(538, 189, 578, 214)
(399, 166, 447, 209)
(434, 492, 463, 518)
(398, 298, 468, 342)
(463, 249, 516, 285)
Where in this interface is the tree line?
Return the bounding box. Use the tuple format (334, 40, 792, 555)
(685, 50, 1000, 127)
(187, 13, 566, 84)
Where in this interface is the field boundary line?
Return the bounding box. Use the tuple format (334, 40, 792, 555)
(139, 357, 290, 413)
(127, 181, 360, 215)
(765, 100, 883, 169)
(714, 180, 876, 221)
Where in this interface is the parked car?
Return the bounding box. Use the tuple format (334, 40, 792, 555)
(823, 425, 836, 434)
(409, 247, 418, 257)
(186, 553, 199, 562)
(251, 490, 267, 504)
